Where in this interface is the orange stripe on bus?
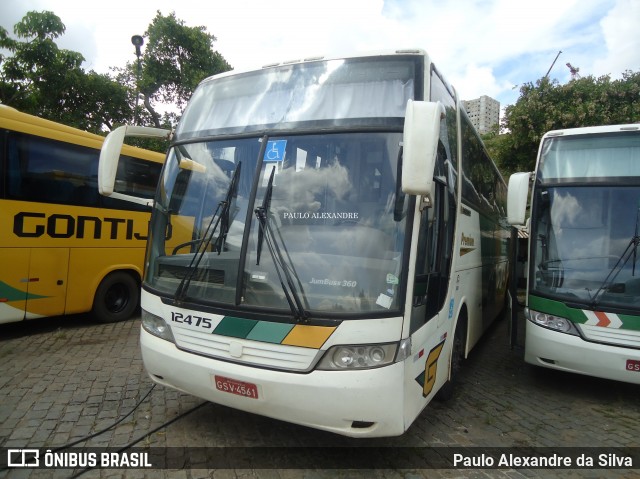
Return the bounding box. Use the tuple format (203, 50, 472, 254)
(594, 311, 611, 327)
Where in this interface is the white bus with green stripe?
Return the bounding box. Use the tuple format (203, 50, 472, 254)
(508, 124, 640, 383)
(98, 49, 510, 437)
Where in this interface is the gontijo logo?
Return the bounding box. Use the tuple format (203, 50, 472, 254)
(13, 212, 151, 240)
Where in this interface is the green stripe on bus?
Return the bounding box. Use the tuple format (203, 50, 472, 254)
(0, 281, 47, 301)
(621, 316, 640, 331)
(528, 296, 587, 322)
(213, 316, 258, 338)
(212, 316, 336, 347)
(529, 295, 640, 329)
(246, 321, 295, 343)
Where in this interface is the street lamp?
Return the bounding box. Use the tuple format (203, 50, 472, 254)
(131, 35, 144, 125)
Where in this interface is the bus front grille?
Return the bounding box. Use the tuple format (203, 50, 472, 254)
(172, 326, 320, 371)
(578, 324, 640, 349)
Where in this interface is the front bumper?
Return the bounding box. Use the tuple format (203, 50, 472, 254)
(140, 327, 408, 437)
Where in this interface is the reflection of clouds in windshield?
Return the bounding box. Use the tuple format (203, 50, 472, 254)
(246, 242, 398, 313)
(275, 162, 351, 211)
(280, 224, 394, 258)
(550, 192, 579, 232)
(175, 143, 236, 198)
(551, 192, 603, 261)
(552, 191, 605, 229)
(550, 190, 618, 262)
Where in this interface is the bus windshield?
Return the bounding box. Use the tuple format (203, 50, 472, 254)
(532, 131, 640, 311)
(538, 131, 640, 181)
(175, 57, 416, 138)
(145, 132, 408, 317)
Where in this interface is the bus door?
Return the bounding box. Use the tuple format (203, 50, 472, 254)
(0, 248, 30, 323)
(509, 226, 521, 349)
(404, 177, 454, 423)
(0, 247, 69, 322)
(24, 248, 69, 319)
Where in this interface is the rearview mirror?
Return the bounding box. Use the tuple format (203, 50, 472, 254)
(98, 125, 171, 207)
(507, 172, 532, 225)
(401, 100, 445, 202)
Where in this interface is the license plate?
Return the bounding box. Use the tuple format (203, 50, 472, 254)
(626, 359, 640, 372)
(214, 375, 259, 399)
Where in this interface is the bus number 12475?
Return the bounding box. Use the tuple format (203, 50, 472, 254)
(171, 311, 213, 329)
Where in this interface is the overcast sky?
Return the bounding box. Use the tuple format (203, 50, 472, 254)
(1, 0, 638, 109)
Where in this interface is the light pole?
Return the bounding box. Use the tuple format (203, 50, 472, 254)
(131, 35, 144, 125)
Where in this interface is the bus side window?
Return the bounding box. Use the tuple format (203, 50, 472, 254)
(6, 134, 23, 199)
(6, 132, 95, 206)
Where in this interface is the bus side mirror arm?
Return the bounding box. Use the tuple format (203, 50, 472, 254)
(507, 172, 532, 225)
(401, 100, 445, 207)
(98, 125, 171, 207)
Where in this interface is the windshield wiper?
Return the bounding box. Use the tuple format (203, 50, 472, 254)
(174, 162, 242, 302)
(590, 204, 640, 308)
(255, 164, 272, 266)
(254, 166, 310, 322)
(213, 162, 241, 254)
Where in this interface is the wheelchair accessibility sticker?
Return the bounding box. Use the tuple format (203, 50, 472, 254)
(264, 140, 287, 162)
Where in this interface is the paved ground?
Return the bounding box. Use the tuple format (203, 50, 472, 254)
(0, 310, 639, 479)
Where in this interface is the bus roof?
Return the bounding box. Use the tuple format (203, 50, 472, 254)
(543, 123, 640, 139)
(202, 48, 430, 83)
(0, 104, 165, 163)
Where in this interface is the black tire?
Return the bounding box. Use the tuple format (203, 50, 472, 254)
(92, 271, 139, 323)
(436, 317, 465, 401)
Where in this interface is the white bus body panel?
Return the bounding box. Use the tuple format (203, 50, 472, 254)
(141, 291, 409, 437)
(525, 321, 640, 384)
(141, 328, 406, 437)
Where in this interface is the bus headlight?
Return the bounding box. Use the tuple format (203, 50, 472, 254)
(141, 309, 175, 343)
(525, 308, 579, 335)
(316, 343, 398, 370)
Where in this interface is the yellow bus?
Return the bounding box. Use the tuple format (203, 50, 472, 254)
(0, 105, 165, 324)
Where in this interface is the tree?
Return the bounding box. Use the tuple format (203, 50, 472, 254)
(0, 11, 132, 133)
(1, 10, 232, 136)
(118, 11, 232, 129)
(486, 71, 640, 175)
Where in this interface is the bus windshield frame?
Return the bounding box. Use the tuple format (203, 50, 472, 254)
(145, 131, 411, 321)
(175, 56, 420, 139)
(144, 55, 427, 322)
(530, 131, 640, 313)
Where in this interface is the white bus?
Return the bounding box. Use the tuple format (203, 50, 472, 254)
(99, 49, 510, 437)
(508, 124, 640, 384)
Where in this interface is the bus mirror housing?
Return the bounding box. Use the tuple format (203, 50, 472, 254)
(507, 172, 532, 225)
(99, 125, 171, 207)
(401, 100, 445, 202)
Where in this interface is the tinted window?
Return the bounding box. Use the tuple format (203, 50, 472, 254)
(460, 113, 505, 218)
(4, 132, 160, 211)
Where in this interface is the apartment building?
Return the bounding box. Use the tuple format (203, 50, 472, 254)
(461, 95, 500, 134)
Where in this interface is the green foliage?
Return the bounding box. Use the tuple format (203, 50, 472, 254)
(490, 71, 640, 176)
(13, 10, 66, 39)
(115, 11, 232, 129)
(0, 11, 131, 133)
(0, 9, 232, 139)
(142, 11, 231, 108)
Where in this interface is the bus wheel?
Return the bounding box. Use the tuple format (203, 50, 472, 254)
(92, 272, 139, 323)
(436, 317, 465, 401)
